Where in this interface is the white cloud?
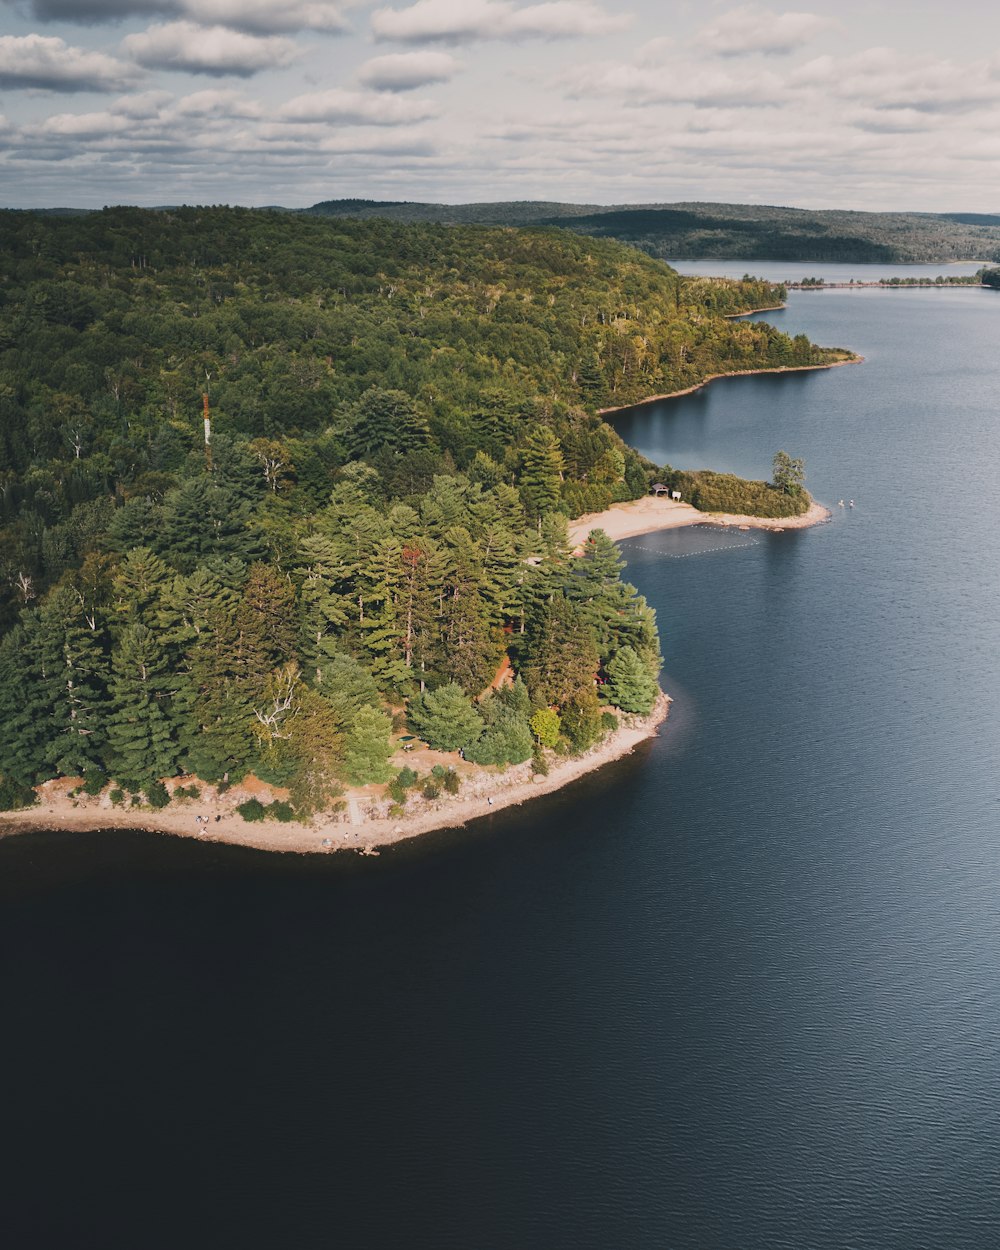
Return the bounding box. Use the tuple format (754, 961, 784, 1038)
(358, 51, 459, 90)
(371, 0, 630, 45)
(123, 21, 299, 76)
(0, 33, 136, 91)
(697, 7, 834, 57)
(279, 87, 439, 124)
(564, 58, 787, 108)
(791, 49, 1000, 113)
(38, 109, 132, 137)
(171, 88, 263, 118)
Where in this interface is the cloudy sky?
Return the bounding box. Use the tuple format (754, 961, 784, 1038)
(1, 0, 999, 211)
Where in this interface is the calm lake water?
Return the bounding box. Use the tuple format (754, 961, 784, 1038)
(5, 267, 1000, 1248)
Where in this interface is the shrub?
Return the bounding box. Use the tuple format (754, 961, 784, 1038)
(667, 469, 810, 518)
(81, 769, 105, 796)
(237, 798, 267, 822)
(421, 779, 440, 800)
(431, 764, 447, 780)
(0, 778, 37, 811)
(269, 800, 296, 822)
(109, 788, 125, 807)
(601, 711, 619, 734)
(531, 747, 549, 777)
(145, 780, 171, 809)
(442, 769, 461, 795)
(387, 777, 409, 805)
(396, 767, 419, 789)
(388, 803, 406, 819)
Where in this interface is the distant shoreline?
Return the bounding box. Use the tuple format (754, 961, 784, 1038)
(598, 355, 863, 415)
(0, 697, 671, 857)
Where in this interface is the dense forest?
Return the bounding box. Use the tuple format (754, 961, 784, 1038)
(0, 207, 838, 812)
(307, 199, 1000, 265)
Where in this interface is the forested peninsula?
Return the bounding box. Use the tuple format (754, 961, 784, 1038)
(0, 208, 846, 844)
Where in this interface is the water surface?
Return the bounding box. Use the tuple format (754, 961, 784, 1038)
(4, 278, 1000, 1248)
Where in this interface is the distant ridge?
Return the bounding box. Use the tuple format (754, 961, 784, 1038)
(303, 199, 1000, 265)
(6, 199, 1000, 264)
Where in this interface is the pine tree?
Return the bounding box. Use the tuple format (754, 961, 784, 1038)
(408, 683, 483, 753)
(604, 646, 660, 714)
(37, 584, 109, 777)
(107, 623, 180, 786)
(519, 425, 565, 521)
(344, 705, 395, 785)
(522, 595, 598, 709)
(345, 388, 431, 460)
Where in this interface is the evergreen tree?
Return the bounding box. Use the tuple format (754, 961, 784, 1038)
(344, 705, 395, 785)
(604, 645, 660, 714)
(522, 595, 598, 709)
(37, 584, 109, 777)
(345, 388, 432, 461)
(408, 682, 483, 753)
(519, 425, 565, 521)
(315, 651, 382, 730)
(465, 680, 533, 766)
(106, 623, 180, 786)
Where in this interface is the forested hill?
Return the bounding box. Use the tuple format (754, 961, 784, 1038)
(0, 207, 838, 810)
(306, 199, 1000, 265)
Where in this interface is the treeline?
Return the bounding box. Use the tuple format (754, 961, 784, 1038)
(305, 199, 1000, 265)
(0, 451, 659, 810)
(0, 207, 835, 808)
(0, 207, 829, 627)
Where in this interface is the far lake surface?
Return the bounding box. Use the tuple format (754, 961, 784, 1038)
(4, 264, 1000, 1248)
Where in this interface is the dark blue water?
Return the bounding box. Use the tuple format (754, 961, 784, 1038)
(5, 283, 1000, 1248)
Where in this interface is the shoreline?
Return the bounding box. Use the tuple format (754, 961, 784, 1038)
(725, 303, 786, 318)
(597, 355, 863, 416)
(0, 695, 671, 857)
(569, 494, 831, 545)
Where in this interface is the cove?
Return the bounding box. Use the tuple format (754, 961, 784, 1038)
(4, 272, 1000, 1248)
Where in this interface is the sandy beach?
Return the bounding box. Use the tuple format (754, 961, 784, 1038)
(569, 494, 831, 546)
(0, 695, 671, 857)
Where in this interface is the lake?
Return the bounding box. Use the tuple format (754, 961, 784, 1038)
(4, 266, 1000, 1248)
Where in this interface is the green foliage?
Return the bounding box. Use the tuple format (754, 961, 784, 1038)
(421, 779, 440, 800)
(530, 707, 561, 748)
(269, 800, 296, 822)
(465, 682, 534, 767)
(442, 768, 461, 794)
(109, 788, 125, 807)
(344, 704, 395, 785)
(530, 746, 550, 776)
(772, 450, 805, 496)
(408, 683, 483, 753)
(604, 646, 660, 714)
(237, 798, 267, 822)
(396, 767, 420, 789)
(980, 268, 1000, 289)
(560, 688, 605, 754)
(145, 780, 171, 809)
(0, 777, 37, 811)
(665, 469, 811, 518)
(81, 768, 105, 796)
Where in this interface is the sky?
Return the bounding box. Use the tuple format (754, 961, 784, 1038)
(1, 0, 999, 211)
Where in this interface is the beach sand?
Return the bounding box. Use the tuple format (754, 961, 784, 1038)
(569, 495, 830, 546)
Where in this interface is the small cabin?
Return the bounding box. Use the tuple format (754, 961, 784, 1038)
(651, 483, 669, 496)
